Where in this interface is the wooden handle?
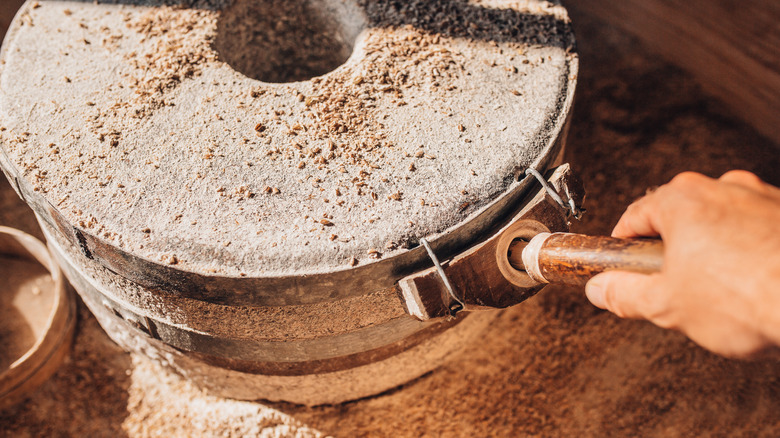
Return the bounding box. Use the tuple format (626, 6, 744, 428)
(507, 232, 664, 285)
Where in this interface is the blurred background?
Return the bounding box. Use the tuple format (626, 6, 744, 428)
(1, 1, 778, 436)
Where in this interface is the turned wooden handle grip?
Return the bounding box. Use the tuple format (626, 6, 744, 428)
(508, 233, 664, 285)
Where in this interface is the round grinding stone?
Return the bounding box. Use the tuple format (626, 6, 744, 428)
(0, 0, 576, 278)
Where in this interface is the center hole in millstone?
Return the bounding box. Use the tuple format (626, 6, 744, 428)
(214, 0, 366, 83)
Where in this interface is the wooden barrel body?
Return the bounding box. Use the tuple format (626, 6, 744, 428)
(0, 0, 577, 404)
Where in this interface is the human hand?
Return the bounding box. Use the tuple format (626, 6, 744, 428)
(585, 171, 780, 357)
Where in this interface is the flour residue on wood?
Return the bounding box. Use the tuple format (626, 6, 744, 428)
(0, 0, 576, 276)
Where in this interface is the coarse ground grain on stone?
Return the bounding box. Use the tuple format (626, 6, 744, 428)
(0, 0, 576, 276)
(1, 4, 780, 437)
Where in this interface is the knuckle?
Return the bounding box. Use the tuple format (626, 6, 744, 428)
(625, 198, 646, 211)
(657, 176, 711, 219)
(720, 170, 767, 191)
(649, 182, 681, 206)
(665, 173, 713, 202)
(670, 171, 708, 188)
(720, 169, 759, 182)
(622, 201, 641, 218)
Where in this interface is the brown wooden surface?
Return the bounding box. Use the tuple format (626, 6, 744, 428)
(568, 0, 780, 145)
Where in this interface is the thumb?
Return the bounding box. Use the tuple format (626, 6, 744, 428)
(585, 271, 664, 320)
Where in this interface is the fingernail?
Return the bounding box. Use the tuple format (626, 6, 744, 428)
(585, 280, 606, 309)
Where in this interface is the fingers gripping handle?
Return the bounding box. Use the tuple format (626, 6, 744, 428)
(508, 233, 664, 285)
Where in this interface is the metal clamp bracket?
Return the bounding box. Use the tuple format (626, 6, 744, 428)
(398, 164, 585, 321)
(420, 237, 465, 316)
(525, 168, 584, 219)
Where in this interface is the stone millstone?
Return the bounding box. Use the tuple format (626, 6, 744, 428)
(0, 0, 576, 278)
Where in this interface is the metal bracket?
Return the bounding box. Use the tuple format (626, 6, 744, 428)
(420, 238, 465, 316)
(525, 168, 584, 219)
(398, 163, 585, 320)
